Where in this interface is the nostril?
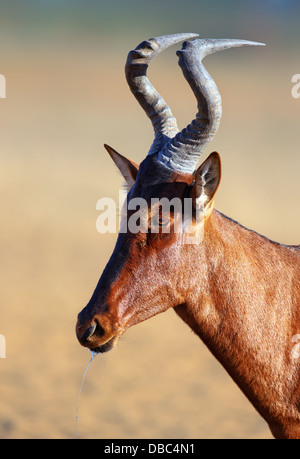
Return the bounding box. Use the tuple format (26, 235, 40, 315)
(77, 322, 96, 343)
(76, 318, 106, 345)
(94, 319, 105, 338)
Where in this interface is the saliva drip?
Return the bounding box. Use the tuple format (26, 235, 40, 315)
(75, 350, 99, 437)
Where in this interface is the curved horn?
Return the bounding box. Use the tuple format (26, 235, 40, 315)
(125, 33, 199, 155)
(158, 38, 265, 173)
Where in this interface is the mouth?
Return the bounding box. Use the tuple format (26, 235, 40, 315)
(90, 335, 118, 354)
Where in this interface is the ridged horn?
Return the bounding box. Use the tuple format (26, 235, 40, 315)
(157, 38, 265, 173)
(125, 33, 199, 156)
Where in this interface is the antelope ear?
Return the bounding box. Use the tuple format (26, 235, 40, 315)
(190, 152, 221, 210)
(104, 144, 139, 188)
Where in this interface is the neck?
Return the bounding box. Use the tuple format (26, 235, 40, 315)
(175, 209, 300, 436)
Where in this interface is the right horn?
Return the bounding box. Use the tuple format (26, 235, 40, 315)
(158, 38, 265, 174)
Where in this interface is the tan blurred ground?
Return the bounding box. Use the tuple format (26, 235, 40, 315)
(0, 39, 299, 439)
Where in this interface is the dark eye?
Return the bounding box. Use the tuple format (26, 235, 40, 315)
(158, 217, 169, 227)
(149, 214, 170, 230)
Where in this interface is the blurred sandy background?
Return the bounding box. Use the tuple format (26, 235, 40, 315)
(0, 0, 299, 439)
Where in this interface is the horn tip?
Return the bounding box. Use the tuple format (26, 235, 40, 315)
(152, 33, 200, 50)
(242, 40, 266, 47)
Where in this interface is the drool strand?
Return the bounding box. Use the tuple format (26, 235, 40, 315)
(75, 350, 99, 437)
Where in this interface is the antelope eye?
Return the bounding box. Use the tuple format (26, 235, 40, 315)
(149, 214, 170, 228)
(158, 216, 169, 227)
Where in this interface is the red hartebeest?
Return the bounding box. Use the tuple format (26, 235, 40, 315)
(76, 34, 300, 439)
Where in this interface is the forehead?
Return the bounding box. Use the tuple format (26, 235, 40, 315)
(133, 154, 194, 200)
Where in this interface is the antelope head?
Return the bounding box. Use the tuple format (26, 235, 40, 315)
(76, 34, 264, 353)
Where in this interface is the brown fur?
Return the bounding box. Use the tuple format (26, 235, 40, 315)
(76, 153, 300, 439)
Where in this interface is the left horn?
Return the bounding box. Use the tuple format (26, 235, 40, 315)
(125, 33, 199, 156)
(158, 38, 265, 173)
